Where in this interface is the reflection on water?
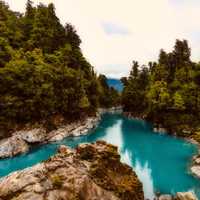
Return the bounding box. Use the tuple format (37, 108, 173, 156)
(0, 114, 200, 199)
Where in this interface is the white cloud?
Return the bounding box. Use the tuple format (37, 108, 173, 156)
(5, 0, 200, 78)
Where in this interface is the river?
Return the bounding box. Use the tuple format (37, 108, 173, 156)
(0, 113, 199, 199)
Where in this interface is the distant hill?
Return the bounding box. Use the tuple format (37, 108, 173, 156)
(107, 78, 123, 92)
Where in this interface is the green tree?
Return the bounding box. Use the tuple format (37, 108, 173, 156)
(122, 39, 200, 134)
(173, 92, 185, 110)
(0, 1, 118, 136)
(0, 37, 12, 67)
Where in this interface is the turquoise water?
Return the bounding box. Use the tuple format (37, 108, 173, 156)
(0, 114, 200, 199)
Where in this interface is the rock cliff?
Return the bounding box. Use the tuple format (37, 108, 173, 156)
(0, 141, 144, 200)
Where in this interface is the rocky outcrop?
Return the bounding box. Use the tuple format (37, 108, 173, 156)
(0, 115, 100, 158)
(157, 192, 197, 200)
(0, 141, 144, 200)
(16, 128, 47, 143)
(191, 165, 200, 179)
(156, 191, 198, 200)
(0, 136, 29, 158)
(176, 192, 197, 200)
(48, 115, 100, 142)
(190, 154, 200, 178)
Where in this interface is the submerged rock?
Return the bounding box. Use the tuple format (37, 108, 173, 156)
(0, 141, 144, 200)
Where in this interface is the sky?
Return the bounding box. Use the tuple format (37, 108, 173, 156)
(5, 0, 200, 78)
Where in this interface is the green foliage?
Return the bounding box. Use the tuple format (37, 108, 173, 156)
(51, 175, 63, 188)
(173, 92, 185, 110)
(122, 40, 200, 135)
(121, 61, 149, 114)
(98, 74, 120, 108)
(0, 37, 12, 67)
(79, 95, 90, 109)
(147, 81, 170, 109)
(0, 0, 118, 133)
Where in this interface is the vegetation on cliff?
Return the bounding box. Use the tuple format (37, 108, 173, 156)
(121, 40, 200, 139)
(0, 0, 119, 137)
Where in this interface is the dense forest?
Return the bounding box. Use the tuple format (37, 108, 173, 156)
(0, 0, 119, 135)
(2, 0, 199, 142)
(121, 40, 200, 140)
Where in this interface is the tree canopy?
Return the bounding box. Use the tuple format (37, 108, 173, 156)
(0, 0, 119, 136)
(122, 39, 200, 137)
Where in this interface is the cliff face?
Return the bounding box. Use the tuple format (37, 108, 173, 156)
(0, 141, 144, 200)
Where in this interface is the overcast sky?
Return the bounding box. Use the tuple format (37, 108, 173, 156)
(5, 0, 200, 78)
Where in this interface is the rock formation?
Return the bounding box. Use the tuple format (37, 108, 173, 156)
(0, 141, 144, 200)
(0, 115, 100, 158)
(0, 136, 29, 158)
(157, 191, 197, 200)
(191, 154, 200, 179)
(176, 192, 197, 200)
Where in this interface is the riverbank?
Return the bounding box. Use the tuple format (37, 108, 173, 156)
(0, 107, 123, 159)
(123, 112, 147, 120)
(0, 114, 101, 159)
(0, 113, 199, 199)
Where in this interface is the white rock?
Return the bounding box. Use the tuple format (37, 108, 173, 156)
(191, 165, 200, 178)
(153, 127, 167, 133)
(16, 128, 47, 143)
(98, 106, 122, 114)
(193, 157, 200, 165)
(48, 116, 100, 141)
(0, 136, 29, 158)
(0, 115, 101, 158)
(176, 191, 197, 200)
(158, 194, 172, 200)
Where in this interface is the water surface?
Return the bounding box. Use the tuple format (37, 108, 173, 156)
(0, 114, 199, 199)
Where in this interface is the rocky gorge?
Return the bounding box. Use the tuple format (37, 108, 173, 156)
(0, 141, 144, 200)
(0, 111, 200, 200)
